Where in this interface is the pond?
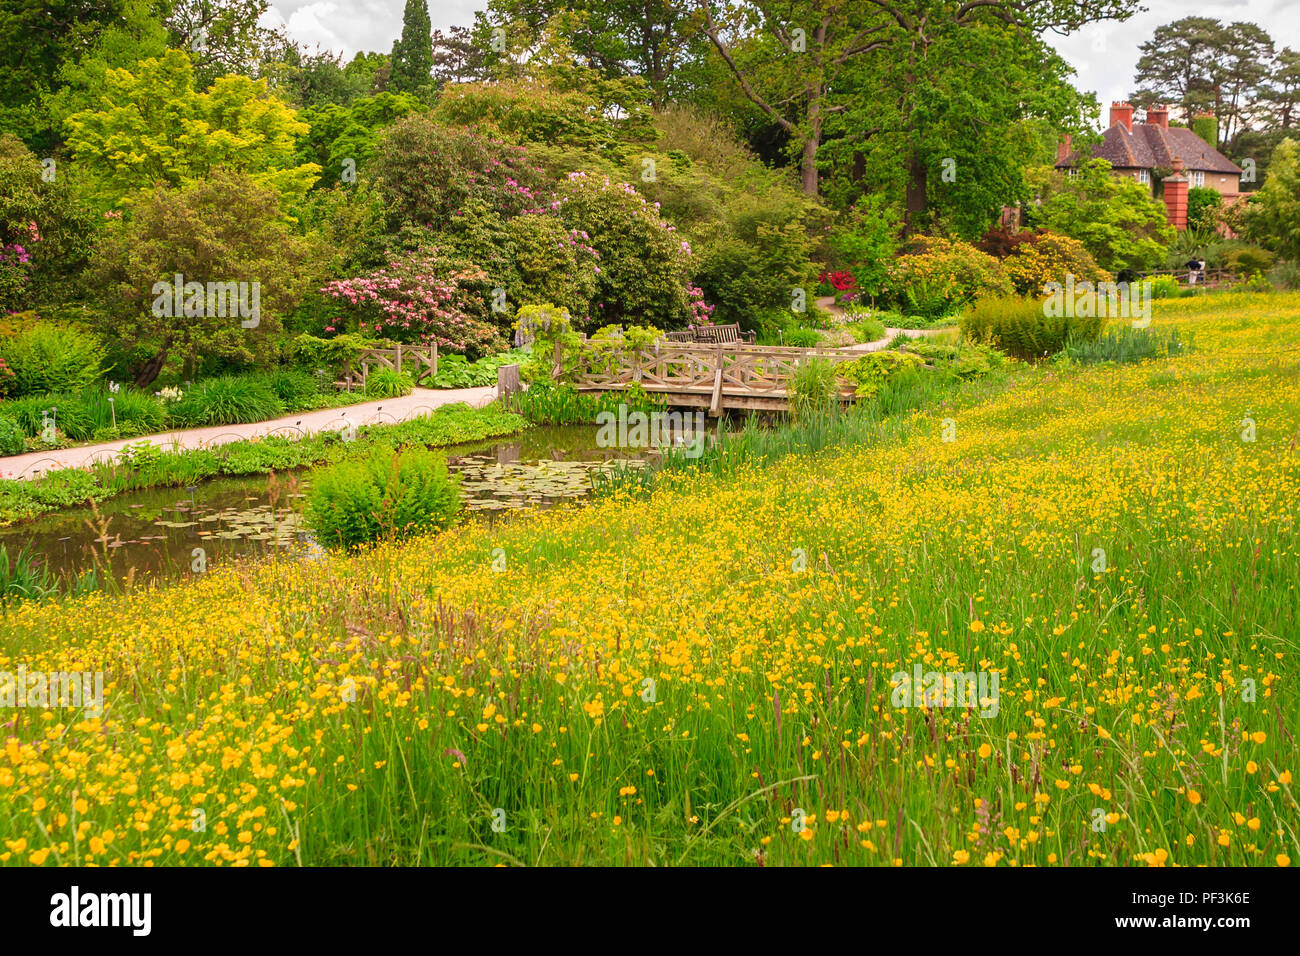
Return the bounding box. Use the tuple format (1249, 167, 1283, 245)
(0, 425, 681, 587)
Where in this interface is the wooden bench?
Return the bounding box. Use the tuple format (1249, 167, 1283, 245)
(665, 323, 756, 345)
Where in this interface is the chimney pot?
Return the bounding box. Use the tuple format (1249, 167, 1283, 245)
(1109, 101, 1134, 132)
(1148, 104, 1169, 130)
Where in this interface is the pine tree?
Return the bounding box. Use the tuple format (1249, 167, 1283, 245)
(389, 0, 433, 93)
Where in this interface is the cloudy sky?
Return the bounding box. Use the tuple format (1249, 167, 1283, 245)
(262, 0, 1299, 129)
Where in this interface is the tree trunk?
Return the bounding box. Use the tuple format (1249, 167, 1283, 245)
(904, 154, 928, 234)
(134, 349, 169, 389)
(800, 136, 819, 196)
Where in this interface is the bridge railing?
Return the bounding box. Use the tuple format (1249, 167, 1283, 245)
(570, 340, 857, 412)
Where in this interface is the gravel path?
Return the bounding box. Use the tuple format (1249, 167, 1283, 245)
(2, 385, 497, 482)
(814, 295, 951, 351)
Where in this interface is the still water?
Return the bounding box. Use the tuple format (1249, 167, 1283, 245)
(0, 426, 656, 586)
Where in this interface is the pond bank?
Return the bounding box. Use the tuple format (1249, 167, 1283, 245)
(1, 385, 497, 481)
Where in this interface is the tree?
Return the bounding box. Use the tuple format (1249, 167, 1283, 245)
(483, 1, 703, 106)
(698, 0, 1137, 199)
(432, 26, 488, 86)
(1030, 159, 1174, 272)
(389, 0, 433, 94)
(1245, 137, 1300, 262)
(1130, 16, 1226, 124)
(64, 49, 320, 208)
(162, 0, 285, 87)
(821, 18, 1094, 236)
(0, 0, 126, 150)
(88, 169, 311, 385)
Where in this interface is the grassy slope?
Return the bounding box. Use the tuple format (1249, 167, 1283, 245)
(1, 293, 1297, 867)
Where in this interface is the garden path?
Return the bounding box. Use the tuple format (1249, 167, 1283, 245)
(2, 386, 497, 481)
(814, 296, 948, 352)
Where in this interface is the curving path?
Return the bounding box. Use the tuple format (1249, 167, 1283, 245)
(1, 385, 497, 482)
(814, 295, 951, 352)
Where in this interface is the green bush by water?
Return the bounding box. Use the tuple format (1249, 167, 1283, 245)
(307, 445, 462, 550)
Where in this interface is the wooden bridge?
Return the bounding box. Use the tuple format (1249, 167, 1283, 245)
(570, 341, 857, 413)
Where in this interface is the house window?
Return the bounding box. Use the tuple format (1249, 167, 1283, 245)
(1192, 171, 1205, 187)
(1137, 169, 1150, 184)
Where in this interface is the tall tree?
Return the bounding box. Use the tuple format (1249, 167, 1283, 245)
(389, 0, 433, 94)
(699, 0, 1137, 200)
(1129, 16, 1226, 123)
(431, 26, 488, 86)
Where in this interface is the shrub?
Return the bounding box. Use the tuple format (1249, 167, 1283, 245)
(1146, 275, 1181, 299)
(431, 351, 525, 389)
(1267, 260, 1300, 291)
(1064, 325, 1193, 364)
(259, 368, 322, 409)
(556, 172, 692, 328)
(0, 415, 23, 455)
(783, 327, 821, 348)
(306, 444, 462, 550)
(167, 375, 286, 426)
(1000, 231, 1110, 296)
(365, 368, 415, 397)
(884, 237, 1013, 318)
(1222, 246, 1275, 275)
(847, 317, 887, 343)
(960, 296, 1103, 360)
(788, 359, 839, 420)
(835, 350, 925, 398)
(0, 321, 103, 396)
(372, 115, 546, 229)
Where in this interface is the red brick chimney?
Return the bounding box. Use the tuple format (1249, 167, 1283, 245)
(1147, 104, 1169, 129)
(1056, 133, 1073, 163)
(1110, 101, 1134, 131)
(1163, 158, 1188, 230)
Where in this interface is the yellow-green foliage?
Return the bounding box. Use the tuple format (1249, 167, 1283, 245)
(836, 350, 925, 397)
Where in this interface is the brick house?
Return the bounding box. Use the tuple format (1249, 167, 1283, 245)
(1054, 102, 1242, 230)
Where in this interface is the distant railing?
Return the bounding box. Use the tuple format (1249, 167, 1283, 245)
(336, 343, 438, 390)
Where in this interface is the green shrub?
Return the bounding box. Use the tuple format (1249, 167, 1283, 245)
(847, 317, 887, 344)
(364, 368, 415, 398)
(783, 327, 821, 348)
(431, 351, 526, 389)
(0, 322, 103, 396)
(0, 415, 23, 455)
(1267, 261, 1300, 291)
(1064, 325, 1193, 364)
(306, 444, 462, 550)
(835, 350, 925, 398)
(960, 296, 1103, 360)
(789, 358, 839, 420)
(167, 375, 286, 426)
(1148, 275, 1181, 299)
(884, 237, 1013, 318)
(259, 368, 322, 409)
(1222, 246, 1275, 275)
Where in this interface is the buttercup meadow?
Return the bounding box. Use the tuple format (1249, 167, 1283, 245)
(1, 293, 1295, 868)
